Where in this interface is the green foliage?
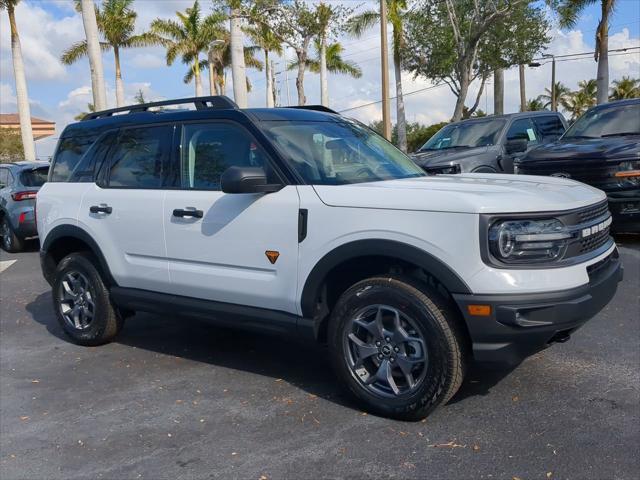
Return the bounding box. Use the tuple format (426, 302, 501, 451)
(369, 120, 449, 152)
(0, 129, 24, 162)
(74, 103, 95, 121)
(289, 40, 362, 78)
(134, 89, 146, 104)
(610, 76, 640, 100)
(536, 81, 572, 109)
(524, 98, 546, 111)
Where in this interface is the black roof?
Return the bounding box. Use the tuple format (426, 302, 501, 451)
(62, 96, 342, 139)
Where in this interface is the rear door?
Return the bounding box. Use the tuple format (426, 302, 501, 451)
(79, 124, 175, 293)
(163, 121, 300, 314)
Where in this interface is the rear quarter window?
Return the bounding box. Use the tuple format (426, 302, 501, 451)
(50, 134, 98, 182)
(20, 167, 49, 187)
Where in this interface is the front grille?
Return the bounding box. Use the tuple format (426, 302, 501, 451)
(579, 226, 611, 254)
(577, 200, 609, 224)
(519, 162, 620, 188)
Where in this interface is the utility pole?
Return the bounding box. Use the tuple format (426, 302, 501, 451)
(380, 0, 391, 141)
(542, 53, 556, 111)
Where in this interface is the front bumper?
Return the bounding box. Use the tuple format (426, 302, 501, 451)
(453, 249, 623, 365)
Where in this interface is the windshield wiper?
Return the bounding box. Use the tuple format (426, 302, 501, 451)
(422, 145, 473, 151)
(601, 132, 640, 137)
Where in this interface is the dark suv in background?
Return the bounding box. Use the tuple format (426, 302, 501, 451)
(518, 99, 640, 233)
(0, 161, 49, 252)
(411, 111, 567, 174)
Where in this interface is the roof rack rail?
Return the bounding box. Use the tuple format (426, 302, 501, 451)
(82, 95, 239, 121)
(285, 105, 340, 115)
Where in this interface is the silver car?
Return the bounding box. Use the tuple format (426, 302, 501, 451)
(0, 161, 49, 252)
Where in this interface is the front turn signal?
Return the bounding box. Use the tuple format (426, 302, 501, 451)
(467, 304, 492, 317)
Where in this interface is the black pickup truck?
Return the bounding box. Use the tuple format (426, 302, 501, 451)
(517, 99, 640, 232)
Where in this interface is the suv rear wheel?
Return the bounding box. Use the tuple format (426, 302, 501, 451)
(1, 217, 24, 253)
(328, 276, 466, 420)
(52, 252, 124, 346)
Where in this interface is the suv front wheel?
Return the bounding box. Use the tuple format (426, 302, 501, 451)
(52, 252, 124, 346)
(328, 276, 466, 420)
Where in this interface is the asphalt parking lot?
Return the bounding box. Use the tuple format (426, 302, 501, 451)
(1, 238, 638, 480)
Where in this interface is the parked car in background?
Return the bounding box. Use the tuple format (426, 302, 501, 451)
(517, 99, 640, 233)
(411, 111, 567, 174)
(0, 161, 50, 252)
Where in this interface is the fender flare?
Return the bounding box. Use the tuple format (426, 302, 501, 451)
(300, 239, 472, 318)
(41, 224, 117, 286)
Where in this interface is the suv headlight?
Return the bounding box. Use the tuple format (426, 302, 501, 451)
(488, 218, 573, 264)
(425, 164, 461, 175)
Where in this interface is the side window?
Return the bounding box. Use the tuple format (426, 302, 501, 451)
(0, 169, 7, 188)
(533, 116, 566, 142)
(107, 125, 173, 188)
(51, 134, 98, 182)
(506, 118, 538, 145)
(69, 131, 118, 183)
(179, 123, 271, 190)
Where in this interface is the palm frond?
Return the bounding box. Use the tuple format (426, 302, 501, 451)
(60, 40, 111, 65)
(346, 10, 380, 38)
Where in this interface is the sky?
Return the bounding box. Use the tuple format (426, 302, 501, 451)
(1, 0, 639, 159)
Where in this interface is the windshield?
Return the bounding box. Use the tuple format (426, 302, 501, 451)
(564, 102, 640, 139)
(20, 166, 49, 187)
(419, 119, 506, 151)
(260, 119, 425, 185)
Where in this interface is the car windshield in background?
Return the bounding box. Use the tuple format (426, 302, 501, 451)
(563, 103, 640, 139)
(260, 119, 425, 185)
(419, 119, 506, 151)
(20, 167, 49, 187)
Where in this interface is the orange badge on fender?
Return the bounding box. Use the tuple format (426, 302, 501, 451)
(265, 250, 280, 264)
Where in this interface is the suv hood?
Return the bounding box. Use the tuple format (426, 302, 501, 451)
(411, 146, 491, 167)
(521, 136, 640, 164)
(313, 173, 605, 214)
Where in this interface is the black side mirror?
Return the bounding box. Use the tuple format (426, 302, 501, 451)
(505, 138, 529, 155)
(220, 166, 282, 194)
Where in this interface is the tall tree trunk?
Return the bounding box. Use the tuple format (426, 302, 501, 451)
(595, 2, 611, 105)
(7, 4, 35, 161)
(194, 60, 203, 97)
(80, 0, 107, 110)
(208, 49, 216, 95)
(265, 49, 274, 107)
(493, 68, 504, 115)
(270, 61, 277, 106)
(519, 64, 526, 111)
(319, 32, 328, 107)
(452, 66, 469, 121)
(393, 46, 407, 153)
(114, 46, 124, 107)
(230, 9, 247, 108)
(296, 50, 306, 106)
(220, 70, 226, 95)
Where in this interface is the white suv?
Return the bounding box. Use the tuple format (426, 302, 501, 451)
(37, 97, 623, 420)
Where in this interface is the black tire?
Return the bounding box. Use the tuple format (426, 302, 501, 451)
(328, 275, 466, 421)
(1, 217, 24, 253)
(52, 252, 124, 346)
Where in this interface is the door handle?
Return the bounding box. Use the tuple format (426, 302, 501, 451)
(90, 205, 112, 214)
(173, 208, 203, 219)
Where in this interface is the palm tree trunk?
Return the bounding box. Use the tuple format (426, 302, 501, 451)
(80, 0, 107, 110)
(230, 9, 247, 108)
(7, 3, 35, 161)
(208, 49, 216, 95)
(596, 1, 611, 105)
(194, 60, 203, 97)
(114, 46, 124, 107)
(319, 33, 328, 107)
(493, 68, 504, 115)
(296, 49, 306, 106)
(265, 49, 274, 107)
(270, 61, 277, 106)
(519, 64, 526, 111)
(393, 47, 407, 153)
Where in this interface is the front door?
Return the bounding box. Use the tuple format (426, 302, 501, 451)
(163, 121, 300, 315)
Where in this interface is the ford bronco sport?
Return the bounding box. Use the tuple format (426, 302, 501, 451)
(37, 96, 623, 420)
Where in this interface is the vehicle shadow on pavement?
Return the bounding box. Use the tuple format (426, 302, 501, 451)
(26, 291, 515, 411)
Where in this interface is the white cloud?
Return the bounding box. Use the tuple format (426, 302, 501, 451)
(129, 52, 166, 69)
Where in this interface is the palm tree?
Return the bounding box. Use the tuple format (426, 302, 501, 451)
(610, 76, 640, 100)
(79, 0, 107, 110)
(553, 0, 617, 105)
(562, 81, 597, 121)
(74, 103, 95, 121)
(150, 0, 225, 97)
(62, 0, 156, 108)
(245, 23, 283, 107)
(184, 42, 263, 95)
(290, 40, 362, 80)
(537, 81, 572, 110)
(0, 0, 35, 160)
(524, 98, 546, 111)
(347, 0, 409, 152)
